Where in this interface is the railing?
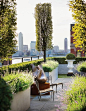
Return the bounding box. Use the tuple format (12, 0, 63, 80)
(12, 55, 43, 62)
(0, 54, 66, 67)
(0, 55, 44, 67)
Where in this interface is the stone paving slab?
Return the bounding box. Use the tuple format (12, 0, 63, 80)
(27, 78, 74, 111)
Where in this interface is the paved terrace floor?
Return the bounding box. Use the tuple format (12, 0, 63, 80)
(27, 78, 74, 111)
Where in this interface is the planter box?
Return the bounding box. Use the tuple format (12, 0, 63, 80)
(9, 87, 30, 111)
(45, 67, 58, 83)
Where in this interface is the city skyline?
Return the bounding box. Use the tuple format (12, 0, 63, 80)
(16, 0, 75, 49)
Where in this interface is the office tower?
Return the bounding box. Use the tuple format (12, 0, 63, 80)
(23, 45, 28, 52)
(64, 38, 68, 53)
(30, 41, 37, 55)
(53, 46, 59, 53)
(18, 32, 23, 52)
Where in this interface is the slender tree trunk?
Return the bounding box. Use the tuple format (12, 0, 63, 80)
(44, 50, 46, 62)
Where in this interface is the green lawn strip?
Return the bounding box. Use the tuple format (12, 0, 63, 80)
(58, 74, 72, 78)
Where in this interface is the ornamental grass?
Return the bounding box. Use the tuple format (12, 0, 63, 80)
(64, 75, 86, 111)
(42, 60, 59, 72)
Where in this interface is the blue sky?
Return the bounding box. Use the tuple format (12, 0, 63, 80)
(16, 0, 75, 49)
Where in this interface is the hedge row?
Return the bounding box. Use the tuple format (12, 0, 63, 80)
(0, 59, 44, 74)
(53, 57, 86, 64)
(0, 57, 86, 74)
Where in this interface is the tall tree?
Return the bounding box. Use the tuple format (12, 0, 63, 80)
(69, 0, 86, 51)
(0, 0, 17, 61)
(35, 3, 53, 62)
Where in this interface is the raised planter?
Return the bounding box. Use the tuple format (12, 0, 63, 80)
(45, 67, 58, 83)
(9, 87, 30, 111)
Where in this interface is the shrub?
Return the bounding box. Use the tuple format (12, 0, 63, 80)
(66, 53, 76, 60)
(0, 78, 13, 111)
(42, 60, 59, 72)
(76, 61, 86, 72)
(64, 76, 86, 111)
(0, 72, 33, 111)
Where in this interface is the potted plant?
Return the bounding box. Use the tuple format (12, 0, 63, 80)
(65, 53, 75, 76)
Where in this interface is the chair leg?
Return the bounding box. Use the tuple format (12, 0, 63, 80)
(51, 92, 52, 98)
(56, 85, 57, 93)
(39, 94, 41, 101)
(53, 91, 54, 101)
(62, 83, 63, 89)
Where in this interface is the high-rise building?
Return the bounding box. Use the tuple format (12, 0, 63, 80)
(53, 46, 59, 53)
(18, 32, 23, 52)
(64, 38, 68, 53)
(30, 41, 37, 55)
(23, 45, 28, 52)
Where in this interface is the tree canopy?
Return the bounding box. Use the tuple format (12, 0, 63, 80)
(35, 3, 53, 62)
(0, 0, 17, 61)
(69, 0, 86, 51)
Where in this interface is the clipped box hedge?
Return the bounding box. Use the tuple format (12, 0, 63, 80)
(0, 57, 86, 74)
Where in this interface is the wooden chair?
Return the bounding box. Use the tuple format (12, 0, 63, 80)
(35, 80, 55, 101)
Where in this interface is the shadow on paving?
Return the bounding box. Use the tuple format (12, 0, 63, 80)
(27, 78, 73, 111)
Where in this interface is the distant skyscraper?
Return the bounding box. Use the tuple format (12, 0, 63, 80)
(23, 45, 28, 52)
(64, 38, 68, 53)
(18, 32, 23, 52)
(53, 46, 59, 53)
(30, 41, 37, 55)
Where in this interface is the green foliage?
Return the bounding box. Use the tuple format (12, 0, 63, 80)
(0, 0, 17, 61)
(42, 60, 59, 72)
(0, 78, 13, 111)
(0, 59, 44, 74)
(64, 76, 86, 111)
(69, 0, 86, 51)
(58, 74, 71, 78)
(66, 53, 76, 60)
(35, 3, 53, 62)
(3, 73, 33, 93)
(76, 61, 86, 72)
